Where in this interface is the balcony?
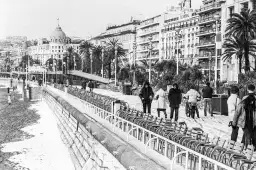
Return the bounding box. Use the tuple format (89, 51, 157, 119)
(198, 2, 221, 14)
(136, 48, 159, 53)
(197, 29, 216, 36)
(198, 17, 216, 25)
(137, 39, 159, 45)
(197, 41, 215, 48)
(139, 29, 159, 37)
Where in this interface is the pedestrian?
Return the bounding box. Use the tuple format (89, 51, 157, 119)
(66, 78, 69, 87)
(81, 80, 87, 90)
(88, 80, 94, 92)
(232, 84, 256, 148)
(154, 84, 167, 118)
(139, 81, 154, 114)
(228, 86, 241, 141)
(202, 82, 214, 116)
(168, 83, 182, 121)
(184, 85, 201, 119)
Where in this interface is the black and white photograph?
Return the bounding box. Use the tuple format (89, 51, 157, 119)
(1, 0, 256, 169)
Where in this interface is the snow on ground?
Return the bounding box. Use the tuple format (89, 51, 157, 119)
(1, 101, 75, 170)
(88, 87, 242, 141)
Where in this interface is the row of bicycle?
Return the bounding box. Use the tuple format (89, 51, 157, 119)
(117, 106, 256, 170)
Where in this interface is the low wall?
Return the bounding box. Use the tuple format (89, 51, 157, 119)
(43, 88, 163, 170)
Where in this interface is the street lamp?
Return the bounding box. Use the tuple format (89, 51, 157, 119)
(175, 28, 182, 75)
(132, 40, 137, 84)
(214, 13, 221, 90)
(89, 49, 93, 74)
(101, 41, 106, 78)
(114, 46, 118, 86)
(148, 35, 153, 83)
(101, 48, 104, 78)
(73, 55, 76, 70)
(207, 51, 212, 82)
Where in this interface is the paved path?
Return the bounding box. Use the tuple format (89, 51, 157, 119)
(71, 86, 239, 141)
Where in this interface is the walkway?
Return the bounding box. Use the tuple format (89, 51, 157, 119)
(72, 86, 240, 141)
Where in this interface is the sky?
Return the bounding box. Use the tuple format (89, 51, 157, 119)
(0, 0, 202, 40)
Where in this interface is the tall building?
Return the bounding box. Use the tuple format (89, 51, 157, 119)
(161, 9, 199, 65)
(196, 0, 224, 81)
(136, 15, 162, 62)
(90, 19, 140, 63)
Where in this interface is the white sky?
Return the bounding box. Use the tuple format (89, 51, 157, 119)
(0, 0, 202, 40)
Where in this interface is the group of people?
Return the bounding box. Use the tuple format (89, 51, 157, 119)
(81, 80, 95, 92)
(228, 84, 256, 148)
(138, 81, 214, 122)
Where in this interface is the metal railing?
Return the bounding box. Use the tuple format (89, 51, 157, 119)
(48, 85, 237, 170)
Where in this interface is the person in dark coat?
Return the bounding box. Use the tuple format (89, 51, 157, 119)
(81, 80, 87, 90)
(88, 80, 94, 92)
(202, 82, 213, 116)
(168, 83, 182, 121)
(139, 81, 154, 114)
(232, 84, 256, 148)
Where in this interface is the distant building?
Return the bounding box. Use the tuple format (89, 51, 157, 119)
(89, 19, 140, 63)
(6, 36, 27, 43)
(26, 23, 82, 66)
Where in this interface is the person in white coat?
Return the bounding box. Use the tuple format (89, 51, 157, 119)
(155, 86, 167, 118)
(228, 85, 241, 141)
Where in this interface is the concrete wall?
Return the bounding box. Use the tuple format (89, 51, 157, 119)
(42, 88, 164, 170)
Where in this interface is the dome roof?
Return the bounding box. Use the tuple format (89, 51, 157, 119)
(50, 26, 66, 40)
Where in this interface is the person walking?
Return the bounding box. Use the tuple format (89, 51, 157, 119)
(139, 81, 154, 114)
(232, 84, 256, 148)
(184, 85, 201, 118)
(228, 86, 241, 141)
(88, 80, 94, 92)
(81, 80, 87, 90)
(168, 83, 182, 121)
(202, 82, 213, 116)
(155, 85, 167, 118)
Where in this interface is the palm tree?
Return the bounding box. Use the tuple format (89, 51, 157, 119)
(223, 36, 256, 73)
(63, 46, 80, 71)
(105, 38, 126, 79)
(19, 55, 33, 72)
(222, 36, 243, 73)
(226, 9, 256, 72)
(92, 45, 103, 75)
(79, 41, 94, 73)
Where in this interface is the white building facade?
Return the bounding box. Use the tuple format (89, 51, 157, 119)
(27, 24, 80, 66)
(90, 20, 140, 64)
(161, 9, 199, 65)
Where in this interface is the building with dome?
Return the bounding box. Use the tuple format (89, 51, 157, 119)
(26, 23, 83, 67)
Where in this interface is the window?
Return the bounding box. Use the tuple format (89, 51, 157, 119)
(229, 6, 234, 18)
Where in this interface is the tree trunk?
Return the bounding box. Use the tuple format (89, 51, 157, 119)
(244, 42, 250, 72)
(108, 63, 111, 79)
(239, 56, 242, 73)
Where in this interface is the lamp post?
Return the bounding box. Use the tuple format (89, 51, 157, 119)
(133, 41, 137, 84)
(208, 52, 212, 82)
(175, 28, 182, 75)
(54, 60, 57, 83)
(101, 48, 104, 78)
(114, 46, 118, 86)
(148, 35, 153, 84)
(89, 49, 93, 74)
(214, 13, 221, 90)
(73, 55, 76, 70)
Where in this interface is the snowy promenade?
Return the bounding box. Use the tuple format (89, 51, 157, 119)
(77, 86, 241, 141)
